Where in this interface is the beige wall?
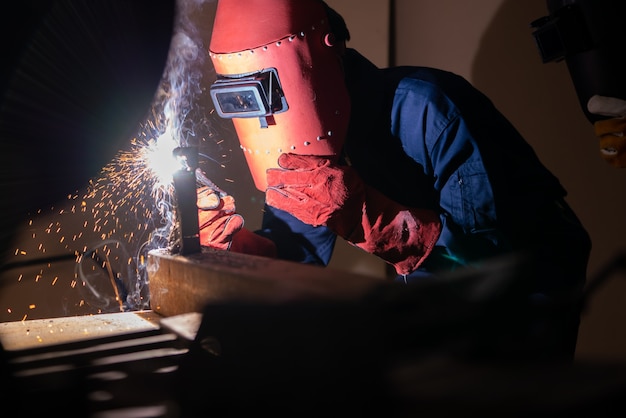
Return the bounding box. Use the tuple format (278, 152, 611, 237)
(327, 0, 390, 68)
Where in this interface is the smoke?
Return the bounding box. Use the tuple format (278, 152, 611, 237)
(76, 0, 217, 313)
(1, 0, 230, 321)
(157, 0, 210, 149)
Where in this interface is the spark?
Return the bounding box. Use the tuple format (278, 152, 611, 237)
(1, 0, 237, 322)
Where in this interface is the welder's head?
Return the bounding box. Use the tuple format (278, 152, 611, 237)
(209, 0, 351, 191)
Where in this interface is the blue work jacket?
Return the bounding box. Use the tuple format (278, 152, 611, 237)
(257, 49, 587, 287)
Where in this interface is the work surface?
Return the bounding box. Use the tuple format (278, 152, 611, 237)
(2, 309, 626, 417)
(0, 311, 162, 351)
(2, 251, 626, 416)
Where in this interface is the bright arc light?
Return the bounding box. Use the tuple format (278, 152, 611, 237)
(142, 129, 181, 188)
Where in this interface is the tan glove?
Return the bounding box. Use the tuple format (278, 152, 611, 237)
(197, 186, 244, 250)
(587, 94, 626, 168)
(197, 186, 277, 257)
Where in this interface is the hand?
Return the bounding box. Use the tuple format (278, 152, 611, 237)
(265, 153, 365, 233)
(587, 95, 626, 168)
(197, 186, 244, 250)
(197, 186, 277, 257)
(266, 153, 441, 275)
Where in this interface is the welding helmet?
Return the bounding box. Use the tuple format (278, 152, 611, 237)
(531, 0, 626, 123)
(209, 0, 351, 191)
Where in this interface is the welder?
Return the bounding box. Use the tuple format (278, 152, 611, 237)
(197, 0, 591, 360)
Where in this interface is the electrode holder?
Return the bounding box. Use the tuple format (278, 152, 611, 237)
(172, 146, 201, 255)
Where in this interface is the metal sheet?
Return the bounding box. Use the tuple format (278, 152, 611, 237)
(0, 311, 161, 351)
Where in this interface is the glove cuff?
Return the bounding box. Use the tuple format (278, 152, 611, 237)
(229, 228, 278, 258)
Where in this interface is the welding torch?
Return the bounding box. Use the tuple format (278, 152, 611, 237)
(171, 147, 203, 255)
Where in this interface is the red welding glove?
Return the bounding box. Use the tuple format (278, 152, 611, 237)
(265, 153, 442, 275)
(587, 94, 626, 168)
(197, 187, 277, 257)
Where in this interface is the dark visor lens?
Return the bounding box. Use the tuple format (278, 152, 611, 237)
(212, 86, 264, 117)
(209, 68, 288, 119)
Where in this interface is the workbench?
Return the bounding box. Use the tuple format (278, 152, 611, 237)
(2, 249, 626, 417)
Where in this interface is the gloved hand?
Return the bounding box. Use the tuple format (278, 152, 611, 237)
(197, 186, 277, 257)
(587, 94, 626, 168)
(265, 153, 441, 275)
(197, 186, 244, 250)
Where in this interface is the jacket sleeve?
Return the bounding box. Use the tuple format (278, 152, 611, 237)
(255, 204, 337, 266)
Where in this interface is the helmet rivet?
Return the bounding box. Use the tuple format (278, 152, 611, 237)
(324, 33, 336, 47)
(304, 141, 311, 146)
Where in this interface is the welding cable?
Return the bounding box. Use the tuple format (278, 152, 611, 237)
(1, 242, 130, 279)
(0, 246, 129, 307)
(195, 168, 227, 198)
(76, 243, 129, 304)
(0, 253, 79, 273)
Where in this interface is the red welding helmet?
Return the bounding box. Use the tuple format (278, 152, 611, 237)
(209, 0, 351, 191)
